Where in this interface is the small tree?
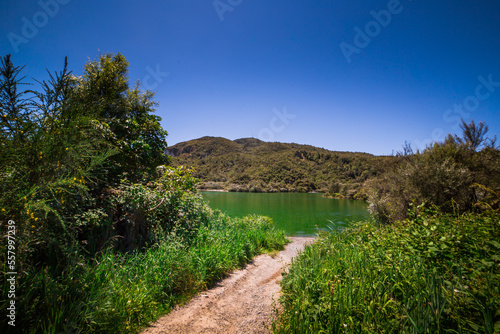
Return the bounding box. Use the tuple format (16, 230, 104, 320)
(72, 53, 169, 182)
(368, 120, 499, 223)
(0, 55, 32, 141)
(455, 119, 496, 151)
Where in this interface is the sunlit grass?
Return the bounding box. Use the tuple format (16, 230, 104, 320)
(273, 209, 500, 333)
(5, 211, 287, 334)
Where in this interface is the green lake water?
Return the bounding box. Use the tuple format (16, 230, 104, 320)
(201, 192, 370, 236)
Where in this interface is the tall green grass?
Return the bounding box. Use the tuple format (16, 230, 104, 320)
(3, 211, 287, 333)
(273, 208, 500, 333)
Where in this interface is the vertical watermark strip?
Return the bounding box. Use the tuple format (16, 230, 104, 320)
(6, 220, 17, 327)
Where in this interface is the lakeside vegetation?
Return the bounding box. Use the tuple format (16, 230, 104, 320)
(167, 136, 394, 198)
(2, 50, 499, 334)
(0, 53, 287, 333)
(273, 121, 500, 333)
(274, 209, 500, 333)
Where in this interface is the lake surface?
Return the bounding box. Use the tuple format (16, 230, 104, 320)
(201, 192, 370, 236)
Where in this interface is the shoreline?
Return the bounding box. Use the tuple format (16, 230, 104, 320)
(198, 188, 325, 194)
(198, 189, 228, 192)
(198, 189, 367, 201)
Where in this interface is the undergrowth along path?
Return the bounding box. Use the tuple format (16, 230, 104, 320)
(142, 237, 314, 334)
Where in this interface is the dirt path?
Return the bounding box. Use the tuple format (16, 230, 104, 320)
(142, 237, 314, 334)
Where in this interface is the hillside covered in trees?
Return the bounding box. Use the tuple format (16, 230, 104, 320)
(167, 137, 394, 197)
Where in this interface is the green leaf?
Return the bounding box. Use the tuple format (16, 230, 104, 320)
(480, 260, 494, 267)
(469, 322, 480, 331)
(494, 320, 500, 332)
(489, 240, 500, 249)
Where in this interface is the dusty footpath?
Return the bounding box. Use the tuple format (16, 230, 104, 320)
(142, 237, 315, 334)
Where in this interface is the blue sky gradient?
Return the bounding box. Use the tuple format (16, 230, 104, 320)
(1, 0, 499, 155)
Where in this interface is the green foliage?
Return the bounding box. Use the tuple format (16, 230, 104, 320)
(0, 52, 170, 273)
(0, 53, 288, 334)
(72, 52, 169, 181)
(3, 208, 287, 334)
(367, 122, 500, 223)
(455, 119, 497, 151)
(168, 136, 391, 195)
(273, 209, 500, 333)
(112, 167, 206, 250)
(1, 55, 115, 276)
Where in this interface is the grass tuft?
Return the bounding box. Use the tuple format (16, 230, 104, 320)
(1, 210, 287, 333)
(273, 209, 500, 333)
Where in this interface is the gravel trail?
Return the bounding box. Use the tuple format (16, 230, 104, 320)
(142, 237, 314, 334)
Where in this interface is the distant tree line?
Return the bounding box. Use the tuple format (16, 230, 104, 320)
(168, 137, 391, 195)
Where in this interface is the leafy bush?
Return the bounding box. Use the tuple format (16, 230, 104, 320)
(367, 121, 500, 223)
(0, 53, 288, 333)
(273, 208, 500, 333)
(3, 208, 287, 334)
(0, 52, 170, 269)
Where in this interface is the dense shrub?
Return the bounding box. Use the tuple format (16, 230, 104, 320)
(3, 203, 287, 333)
(0, 53, 170, 270)
(367, 121, 500, 223)
(274, 121, 500, 333)
(274, 208, 500, 333)
(0, 53, 288, 333)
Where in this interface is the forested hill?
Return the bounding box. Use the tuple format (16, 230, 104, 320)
(166, 136, 393, 196)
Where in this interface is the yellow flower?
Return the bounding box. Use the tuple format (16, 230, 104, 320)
(34, 218, 38, 221)
(1, 208, 5, 212)
(32, 225, 35, 228)
(66, 148, 69, 150)
(73, 177, 77, 181)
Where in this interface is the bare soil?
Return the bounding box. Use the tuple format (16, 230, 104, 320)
(142, 237, 314, 334)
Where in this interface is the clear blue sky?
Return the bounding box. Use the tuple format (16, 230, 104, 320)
(1, 0, 499, 155)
